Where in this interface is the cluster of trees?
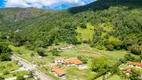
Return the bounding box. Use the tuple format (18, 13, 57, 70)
(130, 69, 141, 80)
(0, 42, 11, 61)
(88, 57, 110, 72)
(88, 55, 142, 80)
(0, 0, 141, 54)
(77, 55, 88, 64)
(88, 57, 121, 79)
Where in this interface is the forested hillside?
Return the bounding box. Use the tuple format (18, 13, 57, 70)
(0, 0, 142, 54)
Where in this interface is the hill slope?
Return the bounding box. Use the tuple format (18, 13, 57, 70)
(0, 0, 142, 51)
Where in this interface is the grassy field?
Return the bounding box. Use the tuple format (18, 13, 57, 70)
(46, 72, 59, 80)
(0, 61, 19, 73)
(108, 75, 128, 80)
(76, 23, 94, 42)
(62, 66, 96, 80)
(2, 71, 28, 78)
(9, 45, 54, 65)
(76, 44, 127, 61)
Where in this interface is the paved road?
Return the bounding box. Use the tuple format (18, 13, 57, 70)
(11, 54, 53, 80)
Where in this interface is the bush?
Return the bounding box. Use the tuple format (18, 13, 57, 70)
(3, 71, 10, 75)
(0, 53, 11, 61)
(124, 54, 140, 62)
(0, 76, 4, 80)
(52, 49, 60, 56)
(131, 45, 141, 55)
(16, 76, 25, 80)
(77, 55, 88, 64)
(106, 44, 114, 51)
(130, 69, 141, 80)
(17, 50, 22, 55)
(37, 49, 46, 56)
(80, 23, 87, 28)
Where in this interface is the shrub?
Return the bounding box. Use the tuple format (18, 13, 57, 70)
(77, 55, 88, 64)
(16, 76, 25, 80)
(131, 45, 141, 55)
(3, 71, 10, 75)
(17, 50, 22, 55)
(0, 53, 11, 61)
(106, 44, 114, 51)
(52, 49, 60, 56)
(37, 49, 45, 56)
(0, 76, 4, 80)
(80, 23, 87, 28)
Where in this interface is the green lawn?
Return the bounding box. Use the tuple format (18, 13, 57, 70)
(2, 71, 28, 78)
(0, 61, 19, 73)
(108, 75, 127, 80)
(46, 72, 59, 80)
(62, 66, 95, 80)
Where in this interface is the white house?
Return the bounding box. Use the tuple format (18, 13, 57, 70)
(55, 58, 65, 64)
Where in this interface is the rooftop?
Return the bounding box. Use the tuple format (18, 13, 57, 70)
(128, 62, 142, 67)
(66, 58, 82, 65)
(52, 68, 65, 76)
(125, 68, 132, 73)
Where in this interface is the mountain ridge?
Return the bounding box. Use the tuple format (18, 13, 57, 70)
(0, 0, 141, 52)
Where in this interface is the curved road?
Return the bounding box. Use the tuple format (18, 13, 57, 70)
(11, 54, 53, 80)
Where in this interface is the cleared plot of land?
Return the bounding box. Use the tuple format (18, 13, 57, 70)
(0, 61, 19, 73)
(76, 23, 94, 42)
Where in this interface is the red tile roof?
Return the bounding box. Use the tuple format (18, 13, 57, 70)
(66, 58, 82, 65)
(55, 58, 64, 60)
(128, 62, 142, 67)
(125, 68, 132, 73)
(52, 68, 65, 76)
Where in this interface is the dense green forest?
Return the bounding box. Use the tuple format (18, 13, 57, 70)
(0, 0, 142, 55)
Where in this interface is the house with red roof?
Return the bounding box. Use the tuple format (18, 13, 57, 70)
(128, 62, 142, 68)
(125, 68, 132, 76)
(51, 67, 65, 77)
(65, 58, 83, 66)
